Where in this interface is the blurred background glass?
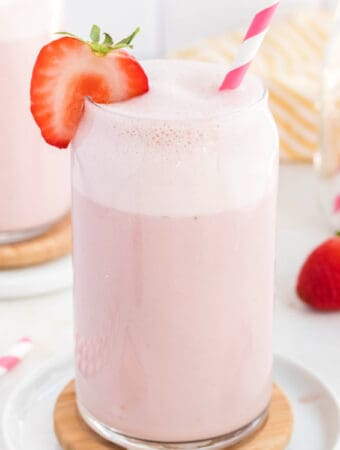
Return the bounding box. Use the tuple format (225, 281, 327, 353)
(316, 0, 340, 230)
(0, 0, 70, 244)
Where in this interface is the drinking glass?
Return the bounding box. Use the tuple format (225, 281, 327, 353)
(72, 61, 278, 449)
(0, 0, 70, 244)
(316, 0, 340, 230)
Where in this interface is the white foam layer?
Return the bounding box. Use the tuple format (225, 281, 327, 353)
(72, 60, 278, 216)
(105, 60, 265, 120)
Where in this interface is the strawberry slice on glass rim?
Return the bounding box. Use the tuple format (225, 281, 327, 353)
(30, 25, 149, 149)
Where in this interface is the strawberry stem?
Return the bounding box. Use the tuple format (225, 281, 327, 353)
(56, 25, 140, 56)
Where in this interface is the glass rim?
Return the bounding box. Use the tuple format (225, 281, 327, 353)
(84, 68, 268, 124)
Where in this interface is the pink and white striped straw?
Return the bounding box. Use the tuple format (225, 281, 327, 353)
(220, 1, 279, 91)
(0, 337, 33, 376)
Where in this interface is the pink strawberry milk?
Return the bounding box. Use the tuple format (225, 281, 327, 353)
(0, 0, 70, 244)
(72, 60, 279, 448)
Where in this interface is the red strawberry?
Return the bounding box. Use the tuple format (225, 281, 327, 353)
(297, 237, 340, 311)
(30, 25, 149, 149)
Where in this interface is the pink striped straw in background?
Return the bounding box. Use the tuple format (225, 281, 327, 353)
(0, 337, 33, 376)
(220, 0, 279, 91)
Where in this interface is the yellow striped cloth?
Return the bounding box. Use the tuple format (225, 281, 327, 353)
(175, 10, 331, 162)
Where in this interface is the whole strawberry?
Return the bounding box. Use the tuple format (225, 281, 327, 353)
(297, 236, 340, 311)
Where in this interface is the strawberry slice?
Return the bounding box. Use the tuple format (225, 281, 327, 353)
(30, 26, 149, 149)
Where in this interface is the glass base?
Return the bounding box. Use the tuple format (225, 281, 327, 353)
(0, 224, 51, 245)
(78, 401, 269, 450)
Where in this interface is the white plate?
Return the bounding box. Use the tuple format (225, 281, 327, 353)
(2, 355, 340, 450)
(274, 355, 340, 450)
(0, 256, 73, 300)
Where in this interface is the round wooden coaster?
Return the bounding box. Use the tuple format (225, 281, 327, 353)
(0, 214, 72, 269)
(54, 381, 293, 450)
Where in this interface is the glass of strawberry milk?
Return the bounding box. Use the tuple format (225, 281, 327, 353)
(72, 60, 279, 448)
(0, 0, 70, 244)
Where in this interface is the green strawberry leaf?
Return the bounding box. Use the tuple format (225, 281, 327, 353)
(115, 27, 140, 49)
(55, 31, 78, 38)
(103, 33, 113, 46)
(90, 25, 101, 43)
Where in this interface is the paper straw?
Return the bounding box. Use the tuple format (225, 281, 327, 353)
(0, 337, 33, 376)
(220, 1, 279, 90)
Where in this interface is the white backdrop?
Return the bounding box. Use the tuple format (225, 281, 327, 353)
(63, 0, 326, 57)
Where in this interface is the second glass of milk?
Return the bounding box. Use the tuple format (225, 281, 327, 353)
(0, 0, 70, 244)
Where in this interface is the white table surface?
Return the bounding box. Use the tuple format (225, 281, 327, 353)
(0, 164, 339, 450)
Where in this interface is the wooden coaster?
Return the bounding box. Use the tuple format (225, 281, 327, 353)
(54, 381, 293, 450)
(0, 214, 72, 269)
